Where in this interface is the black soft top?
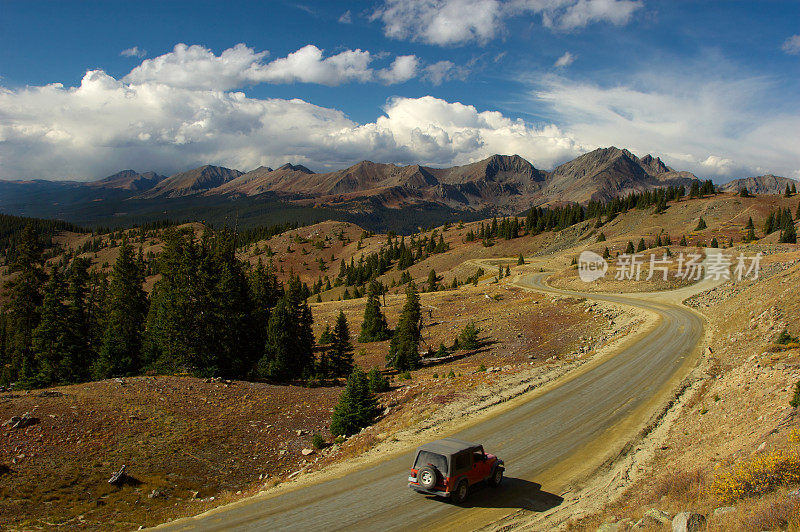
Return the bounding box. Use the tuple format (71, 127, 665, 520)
(416, 438, 479, 456)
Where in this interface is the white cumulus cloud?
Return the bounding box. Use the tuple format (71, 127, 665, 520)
(124, 43, 427, 89)
(372, 0, 504, 46)
(372, 0, 643, 46)
(0, 71, 583, 180)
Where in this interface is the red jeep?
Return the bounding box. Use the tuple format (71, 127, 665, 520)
(408, 438, 504, 503)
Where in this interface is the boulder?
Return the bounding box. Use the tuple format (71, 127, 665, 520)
(713, 506, 735, 516)
(644, 508, 672, 524)
(301, 448, 315, 456)
(2, 412, 39, 430)
(672, 512, 706, 532)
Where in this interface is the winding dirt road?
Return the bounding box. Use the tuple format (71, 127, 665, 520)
(158, 261, 719, 532)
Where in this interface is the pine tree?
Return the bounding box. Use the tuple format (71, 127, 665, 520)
(258, 298, 294, 379)
(745, 223, 757, 242)
(596, 233, 606, 242)
(680, 235, 688, 246)
(358, 281, 390, 342)
(780, 221, 797, 244)
(31, 269, 69, 385)
(696, 217, 707, 230)
(387, 283, 421, 371)
(785, 184, 792, 197)
(95, 236, 148, 378)
(625, 241, 635, 254)
(367, 367, 389, 393)
(0, 310, 9, 385)
(517, 253, 525, 265)
(142, 229, 197, 373)
(2, 225, 45, 383)
(427, 269, 438, 292)
(317, 323, 334, 377)
(764, 212, 776, 235)
(710, 237, 719, 248)
(330, 311, 354, 377)
(636, 238, 646, 252)
(257, 275, 315, 380)
(249, 259, 283, 359)
(330, 367, 378, 437)
(62, 257, 95, 382)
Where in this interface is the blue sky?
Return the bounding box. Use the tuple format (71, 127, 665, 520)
(0, 0, 798, 182)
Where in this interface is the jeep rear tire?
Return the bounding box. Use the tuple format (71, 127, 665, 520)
(451, 479, 469, 504)
(488, 467, 503, 487)
(418, 466, 438, 490)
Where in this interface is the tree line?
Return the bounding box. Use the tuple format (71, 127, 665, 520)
(0, 226, 347, 387)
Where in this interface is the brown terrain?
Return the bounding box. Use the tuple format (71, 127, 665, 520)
(1, 190, 800, 530)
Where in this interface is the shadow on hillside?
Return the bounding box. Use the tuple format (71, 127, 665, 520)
(419, 339, 499, 367)
(429, 478, 563, 512)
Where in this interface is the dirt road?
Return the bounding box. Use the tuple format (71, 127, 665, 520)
(157, 263, 718, 532)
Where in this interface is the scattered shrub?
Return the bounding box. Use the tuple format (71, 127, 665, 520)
(790, 382, 800, 408)
(311, 434, 326, 449)
(398, 371, 412, 381)
(711, 449, 800, 503)
(649, 469, 706, 504)
(456, 321, 481, 350)
(741, 495, 800, 531)
(777, 329, 798, 345)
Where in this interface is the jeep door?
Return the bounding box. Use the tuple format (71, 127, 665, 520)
(469, 446, 490, 483)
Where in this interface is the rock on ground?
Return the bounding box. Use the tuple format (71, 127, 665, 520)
(672, 511, 706, 532)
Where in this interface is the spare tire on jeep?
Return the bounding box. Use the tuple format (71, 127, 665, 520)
(417, 465, 439, 490)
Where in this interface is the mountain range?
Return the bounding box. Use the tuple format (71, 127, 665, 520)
(1, 147, 795, 230)
(120, 147, 703, 211)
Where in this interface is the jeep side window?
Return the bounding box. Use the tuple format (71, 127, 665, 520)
(414, 451, 448, 474)
(453, 451, 471, 473)
(473, 445, 485, 462)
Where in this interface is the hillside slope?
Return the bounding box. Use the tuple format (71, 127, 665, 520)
(720, 174, 799, 195)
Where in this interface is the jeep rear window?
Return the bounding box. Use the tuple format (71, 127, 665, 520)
(413, 451, 448, 474)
